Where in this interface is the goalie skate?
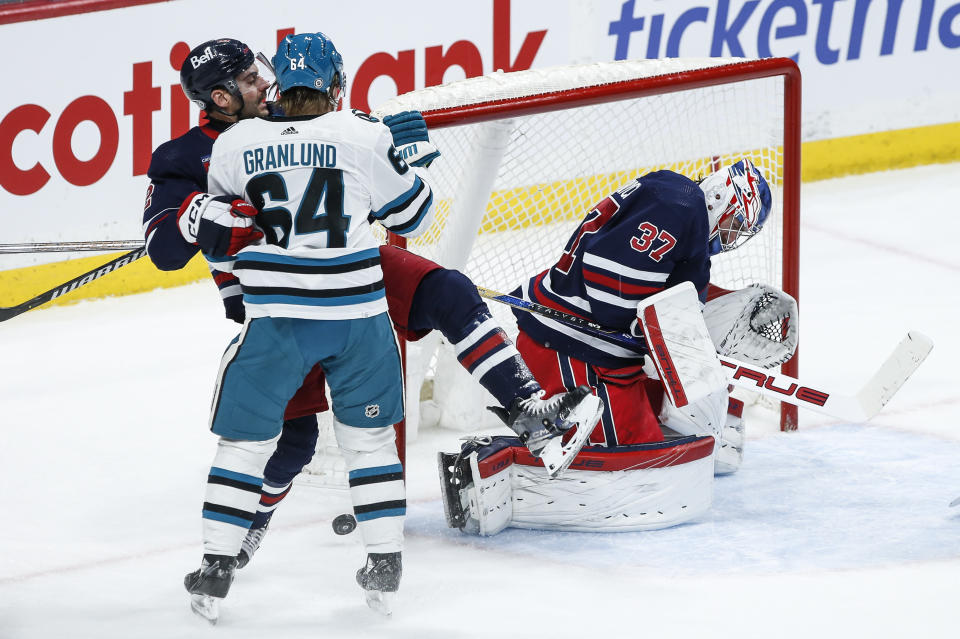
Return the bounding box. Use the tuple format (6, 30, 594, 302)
(437, 451, 471, 529)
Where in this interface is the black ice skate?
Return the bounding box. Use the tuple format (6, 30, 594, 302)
(236, 520, 270, 569)
(356, 551, 402, 616)
(489, 385, 603, 478)
(183, 554, 237, 624)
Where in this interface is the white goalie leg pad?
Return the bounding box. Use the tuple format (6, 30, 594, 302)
(715, 411, 745, 475)
(659, 387, 728, 441)
(509, 445, 714, 532)
(703, 283, 798, 369)
(636, 281, 727, 408)
(461, 452, 513, 536)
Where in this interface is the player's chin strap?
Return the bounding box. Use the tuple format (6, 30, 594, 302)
(209, 91, 244, 120)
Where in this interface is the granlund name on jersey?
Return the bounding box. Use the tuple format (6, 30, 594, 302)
(515, 170, 711, 369)
(205, 110, 433, 321)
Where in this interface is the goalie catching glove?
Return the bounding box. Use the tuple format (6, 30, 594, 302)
(382, 110, 441, 168)
(703, 283, 798, 369)
(176, 191, 263, 257)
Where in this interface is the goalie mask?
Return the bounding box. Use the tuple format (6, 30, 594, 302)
(180, 38, 255, 112)
(272, 32, 346, 109)
(700, 159, 772, 255)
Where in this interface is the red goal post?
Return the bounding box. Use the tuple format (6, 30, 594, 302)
(374, 57, 801, 456)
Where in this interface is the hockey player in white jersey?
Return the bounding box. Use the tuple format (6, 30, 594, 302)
(182, 32, 431, 621)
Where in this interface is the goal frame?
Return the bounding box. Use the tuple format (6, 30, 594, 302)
(386, 57, 802, 468)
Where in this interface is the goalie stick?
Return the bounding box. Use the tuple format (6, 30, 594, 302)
(0, 240, 145, 254)
(476, 286, 933, 423)
(0, 247, 147, 323)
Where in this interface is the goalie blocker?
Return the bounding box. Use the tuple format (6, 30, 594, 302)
(438, 435, 716, 535)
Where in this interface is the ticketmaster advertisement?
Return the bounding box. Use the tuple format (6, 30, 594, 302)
(0, 0, 958, 253)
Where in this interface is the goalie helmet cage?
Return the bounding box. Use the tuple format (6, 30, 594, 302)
(301, 56, 800, 484)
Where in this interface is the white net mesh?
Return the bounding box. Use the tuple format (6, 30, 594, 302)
(303, 58, 795, 481)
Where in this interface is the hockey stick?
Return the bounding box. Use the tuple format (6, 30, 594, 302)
(476, 286, 933, 423)
(0, 247, 147, 323)
(0, 240, 145, 254)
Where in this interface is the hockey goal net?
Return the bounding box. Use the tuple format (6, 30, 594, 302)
(302, 57, 800, 484)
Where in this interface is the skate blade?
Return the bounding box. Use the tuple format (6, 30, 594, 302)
(189, 594, 220, 625)
(364, 590, 395, 616)
(436, 452, 466, 529)
(540, 394, 603, 479)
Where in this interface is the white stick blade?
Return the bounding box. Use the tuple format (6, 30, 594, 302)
(855, 331, 934, 420)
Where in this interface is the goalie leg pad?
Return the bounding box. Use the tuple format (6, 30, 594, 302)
(658, 386, 729, 441)
(441, 436, 716, 534)
(466, 451, 513, 536)
(510, 438, 715, 532)
(714, 397, 745, 475)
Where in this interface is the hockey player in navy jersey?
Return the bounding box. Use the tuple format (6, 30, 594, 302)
(149, 35, 601, 621)
(512, 161, 774, 448)
(438, 160, 799, 536)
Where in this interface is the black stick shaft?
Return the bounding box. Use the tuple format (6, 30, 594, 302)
(475, 285, 647, 352)
(0, 248, 147, 323)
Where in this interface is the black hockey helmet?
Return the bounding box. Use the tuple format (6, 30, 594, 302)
(180, 38, 255, 111)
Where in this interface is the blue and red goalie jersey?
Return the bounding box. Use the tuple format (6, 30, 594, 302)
(515, 170, 711, 369)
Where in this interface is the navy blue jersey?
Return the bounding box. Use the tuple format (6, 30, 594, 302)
(515, 171, 711, 368)
(141, 119, 243, 321)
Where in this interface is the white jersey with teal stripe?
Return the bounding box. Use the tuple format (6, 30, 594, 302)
(206, 109, 434, 320)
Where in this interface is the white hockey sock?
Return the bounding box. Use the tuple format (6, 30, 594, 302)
(201, 436, 279, 556)
(335, 424, 405, 554)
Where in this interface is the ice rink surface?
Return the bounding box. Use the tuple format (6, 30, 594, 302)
(1, 163, 958, 638)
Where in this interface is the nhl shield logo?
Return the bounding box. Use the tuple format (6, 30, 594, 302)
(365, 404, 380, 418)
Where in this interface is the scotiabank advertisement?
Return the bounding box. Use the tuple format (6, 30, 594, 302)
(1, 0, 958, 255)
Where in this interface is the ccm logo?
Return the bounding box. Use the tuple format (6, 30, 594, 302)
(720, 360, 830, 407)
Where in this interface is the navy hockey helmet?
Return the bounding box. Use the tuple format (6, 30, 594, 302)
(272, 32, 346, 108)
(180, 38, 255, 110)
(700, 158, 772, 255)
